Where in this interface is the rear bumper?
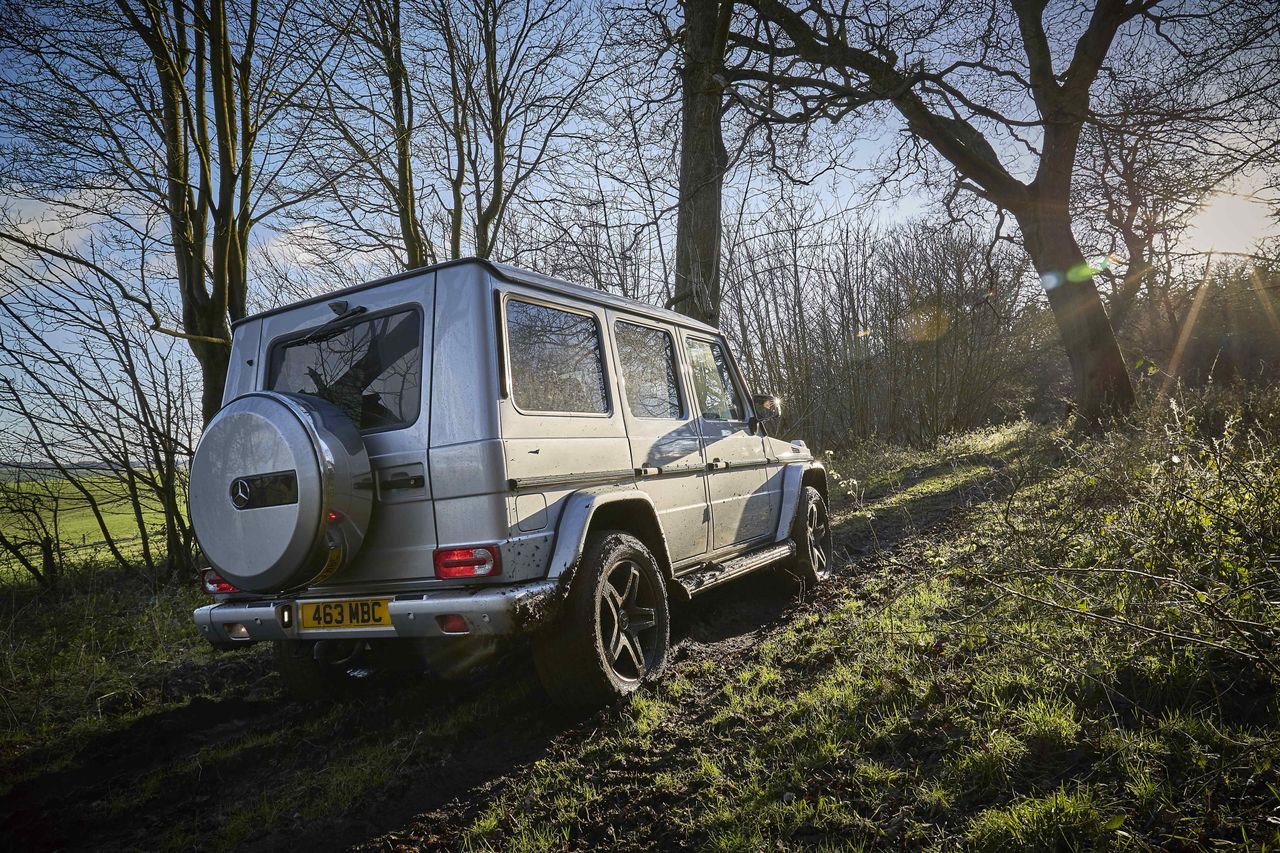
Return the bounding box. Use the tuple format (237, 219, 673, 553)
(193, 578, 563, 649)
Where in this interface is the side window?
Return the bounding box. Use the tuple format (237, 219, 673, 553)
(506, 298, 609, 414)
(615, 321, 683, 419)
(269, 309, 422, 432)
(685, 338, 744, 421)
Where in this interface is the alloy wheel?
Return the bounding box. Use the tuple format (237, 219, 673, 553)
(807, 500, 831, 576)
(598, 559, 660, 682)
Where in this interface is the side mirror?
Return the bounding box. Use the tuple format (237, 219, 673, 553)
(751, 393, 781, 434)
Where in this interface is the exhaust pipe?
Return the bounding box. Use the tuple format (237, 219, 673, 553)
(312, 638, 364, 666)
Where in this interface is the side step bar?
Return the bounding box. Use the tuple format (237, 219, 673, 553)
(676, 540, 795, 598)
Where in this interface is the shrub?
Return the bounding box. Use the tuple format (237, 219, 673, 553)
(980, 386, 1280, 683)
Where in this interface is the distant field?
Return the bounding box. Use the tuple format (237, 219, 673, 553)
(0, 474, 185, 579)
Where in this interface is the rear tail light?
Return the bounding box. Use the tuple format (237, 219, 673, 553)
(201, 568, 240, 595)
(433, 545, 501, 579)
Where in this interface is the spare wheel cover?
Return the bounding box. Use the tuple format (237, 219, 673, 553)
(189, 391, 373, 592)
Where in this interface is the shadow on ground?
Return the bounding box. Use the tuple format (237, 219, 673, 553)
(0, 454, 1014, 852)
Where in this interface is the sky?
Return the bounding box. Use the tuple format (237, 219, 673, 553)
(1187, 186, 1280, 257)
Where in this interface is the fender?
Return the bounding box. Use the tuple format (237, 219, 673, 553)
(545, 485, 671, 580)
(775, 461, 828, 542)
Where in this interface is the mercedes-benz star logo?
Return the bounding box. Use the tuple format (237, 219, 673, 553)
(230, 478, 252, 509)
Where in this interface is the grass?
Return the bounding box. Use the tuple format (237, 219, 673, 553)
(5, 393, 1280, 850)
(446, 405, 1280, 850)
(0, 566, 237, 764)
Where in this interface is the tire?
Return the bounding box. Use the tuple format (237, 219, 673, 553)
(272, 639, 363, 701)
(789, 485, 833, 590)
(533, 531, 671, 710)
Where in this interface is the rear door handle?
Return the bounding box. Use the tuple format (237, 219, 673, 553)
(383, 474, 425, 490)
(706, 459, 729, 471)
(636, 466, 661, 477)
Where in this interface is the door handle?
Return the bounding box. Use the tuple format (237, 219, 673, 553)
(636, 466, 661, 477)
(706, 459, 729, 471)
(383, 473, 425, 490)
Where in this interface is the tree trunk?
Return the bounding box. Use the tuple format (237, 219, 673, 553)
(195, 340, 230, 425)
(1017, 209, 1135, 423)
(40, 535, 56, 589)
(380, 0, 431, 269)
(1106, 244, 1151, 336)
(674, 0, 729, 325)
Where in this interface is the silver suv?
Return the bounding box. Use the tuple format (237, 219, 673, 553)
(190, 259, 830, 708)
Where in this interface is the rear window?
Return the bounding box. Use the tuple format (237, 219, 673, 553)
(506, 299, 608, 414)
(268, 308, 423, 432)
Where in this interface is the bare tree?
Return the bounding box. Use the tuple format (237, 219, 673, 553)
(284, 0, 437, 269)
(0, 444, 63, 589)
(719, 191, 1048, 446)
(289, 0, 608, 267)
(721, 0, 1279, 422)
(0, 0, 336, 424)
(0, 221, 200, 580)
(501, 53, 683, 306)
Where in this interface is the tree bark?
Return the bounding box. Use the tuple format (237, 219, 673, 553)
(369, 0, 432, 268)
(1016, 207, 1135, 421)
(195, 344, 230, 428)
(674, 0, 731, 325)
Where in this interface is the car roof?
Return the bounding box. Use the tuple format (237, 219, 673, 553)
(233, 257, 721, 335)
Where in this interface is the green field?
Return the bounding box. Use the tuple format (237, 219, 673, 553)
(0, 473, 184, 579)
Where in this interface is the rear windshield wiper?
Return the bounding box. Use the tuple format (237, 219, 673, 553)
(295, 302, 368, 345)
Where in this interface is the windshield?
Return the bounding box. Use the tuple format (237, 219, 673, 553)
(268, 308, 423, 432)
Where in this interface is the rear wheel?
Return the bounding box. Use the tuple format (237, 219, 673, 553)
(788, 485, 833, 591)
(533, 531, 670, 709)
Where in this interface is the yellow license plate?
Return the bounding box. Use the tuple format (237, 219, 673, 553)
(298, 598, 392, 630)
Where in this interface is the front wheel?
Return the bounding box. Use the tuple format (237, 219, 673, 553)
(789, 485, 833, 590)
(533, 531, 670, 709)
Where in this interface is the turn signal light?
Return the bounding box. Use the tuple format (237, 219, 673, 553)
(201, 568, 240, 595)
(433, 545, 501, 579)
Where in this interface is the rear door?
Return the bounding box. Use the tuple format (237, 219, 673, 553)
(608, 314, 710, 563)
(498, 290, 632, 547)
(260, 273, 437, 584)
(682, 334, 775, 551)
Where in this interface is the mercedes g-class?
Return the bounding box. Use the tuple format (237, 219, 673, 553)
(189, 258, 830, 708)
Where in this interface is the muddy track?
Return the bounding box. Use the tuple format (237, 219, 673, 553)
(0, 466, 1003, 852)
(359, 466, 1006, 850)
